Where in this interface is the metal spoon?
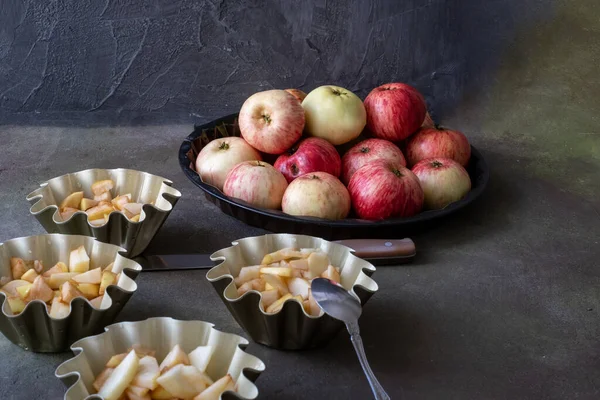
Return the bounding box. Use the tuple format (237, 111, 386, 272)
(311, 278, 390, 400)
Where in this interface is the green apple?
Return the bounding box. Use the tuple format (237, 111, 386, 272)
(301, 85, 367, 145)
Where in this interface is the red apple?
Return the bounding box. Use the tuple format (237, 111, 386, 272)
(348, 160, 424, 220)
(223, 161, 288, 209)
(274, 137, 341, 183)
(195, 137, 262, 191)
(282, 172, 351, 220)
(341, 138, 406, 185)
(405, 126, 471, 167)
(363, 83, 427, 141)
(411, 158, 471, 210)
(285, 88, 307, 103)
(238, 89, 305, 155)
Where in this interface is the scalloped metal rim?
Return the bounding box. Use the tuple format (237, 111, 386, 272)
(204, 233, 380, 349)
(0, 234, 141, 320)
(0, 234, 142, 352)
(55, 317, 266, 400)
(208, 238, 377, 319)
(26, 168, 181, 227)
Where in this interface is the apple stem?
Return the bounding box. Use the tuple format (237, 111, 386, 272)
(360, 147, 370, 153)
(262, 114, 271, 123)
(431, 160, 443, 168)
(218, 142, 230, 151)
(391, 168, 403, 178)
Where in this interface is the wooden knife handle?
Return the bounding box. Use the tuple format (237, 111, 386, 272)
(334, 238, 416, 259)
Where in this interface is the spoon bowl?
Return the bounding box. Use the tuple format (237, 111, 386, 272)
(311, 278, 390, 400)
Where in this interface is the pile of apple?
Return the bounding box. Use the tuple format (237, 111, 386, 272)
(195, 83, 473, 220)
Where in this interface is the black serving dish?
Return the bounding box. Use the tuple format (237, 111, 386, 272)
(178, 113, 489, 239)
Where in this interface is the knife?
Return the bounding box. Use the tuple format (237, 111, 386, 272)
(134, 238, 416, 272)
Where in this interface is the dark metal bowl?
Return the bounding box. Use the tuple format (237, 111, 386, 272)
(179, 113, 489, 239)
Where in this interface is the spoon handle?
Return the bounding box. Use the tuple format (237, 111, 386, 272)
(346, 321, 390, 400)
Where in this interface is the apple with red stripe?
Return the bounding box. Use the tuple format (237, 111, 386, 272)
(238, 89, 305, 155)
(274, 137, 341, 183)
(348, 160, 424, 220)
(341, 138, 406, 185)
(223, 161, 288, 210)
(364, 83, 427, 142)
(411, 158, 471, 210)
(405, 126, 471, 167)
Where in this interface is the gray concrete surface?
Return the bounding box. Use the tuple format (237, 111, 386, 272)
(1, 1, 600, 400)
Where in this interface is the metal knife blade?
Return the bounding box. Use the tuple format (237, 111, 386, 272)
(135, 238, 416, 272)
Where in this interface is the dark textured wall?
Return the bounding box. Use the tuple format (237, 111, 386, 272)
(0, 0, 553, 126)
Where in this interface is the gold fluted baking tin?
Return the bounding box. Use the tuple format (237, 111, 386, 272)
(26, 168, 182, 257)
(55, 317, 266, 400)
(0, 234, 142, 353)
(206, 233, 379, 350)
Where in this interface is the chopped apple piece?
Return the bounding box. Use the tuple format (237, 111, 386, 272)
(188, 345, 215, 374)
(307, 252, 329, 278)
(99, 270, 117, 295)
(287, 277, 311, 300)
(89, 295, 104, 309)
(261, 274, 289, 296)
(106, 353, 128, 368)
(0, 279, 31, 296)
(129, 344, 157, 358)
(321, 265, 341, 284)
(26, 275, 54, 303)
(93, 367, 115, 392)
(43, 261, 68, 277)
(80, 197, 99, 211)
(289, 258, 309, 270)
(122, 202, 143, 218)
(290, 268, 303, 278)
(266, 293, 293, 314)
(48, 272, 80, 289)
(156, 365, 209, 399)
(233, 266, 260, 287)
(6, 296, 26, 315)
(49, 296, 71, 319)
(259, 266, 292, 278)
(86, 203, 115, 221)
(33, 260, 44, 274)
(300, 248, 319, 256)
(125, 388, 151, 400)
(72, 267, 102, 284)
(111, 194, 131, 211)
(97, 349, 139, 400)
(149, 385, 173, 399)
(92, 179, 115, 196)
(261, 248, 304, 264)
(60, 191, 84, 209)
(15, 283, 32, 299)
(89, 219, 106, 227)
(77, 283, 100, 299)
(260, 289, 280, 309)
(21, 267, 39, 283)
(94, 191, 113, 202)
(132, 355, 160, 391)
(307, 288, 322, 317)
(159, 344, 190, 373)
(60, 207, 80, 221)
(69, 245, 90, 273)
(104, 262, 115, 272)
(194, 374, 235, 400)
(236, 278, 265, 296)
(60, 281, 84, 303)
(10, 257, 28, 280)
(264, 282, 274, 291)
